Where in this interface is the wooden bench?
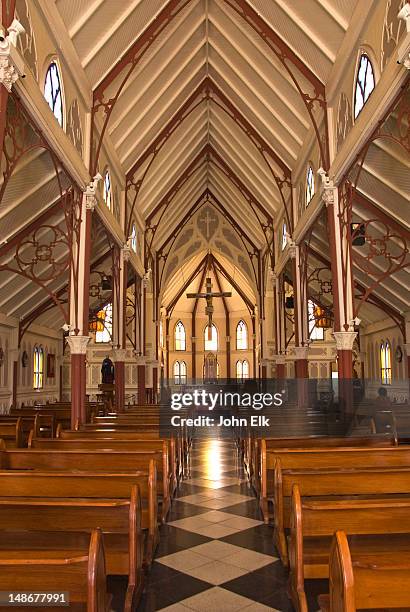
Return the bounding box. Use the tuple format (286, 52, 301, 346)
(0, 465, 158, 565)
(289, 480, 410, 612)
(0, 484, 143, 611)
(28, 435, 176, 501)
(0, 418, 23, 448)
(55, 429, 182, 486)
(0, 528, 110, 611)
(320, 530, 410, 612)
(260, 436, 397, 522)
(0, 442, 171, 521)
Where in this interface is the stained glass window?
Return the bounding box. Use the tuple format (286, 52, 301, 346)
(236, 320, 248, 349)
(131, 224, 137, 252)
(95, 303, 113, 343)
(380, 341, 392, 384)
(281, 221, 287, 250)
(174, 361, 187, 384)
(103, 170, 112, 210)
(33, 346, 44, 389)
(354, 54, 375, 119)
(308, 299, 324, 341)
(204, 324, 218, 351)
(306, 165, 315, 206)
(175, 321, 186, 351)
(44, 62, 63, 126)
(236, 360, 249, 380)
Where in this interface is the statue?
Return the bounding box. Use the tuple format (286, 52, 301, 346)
(101, 356, 115, 384)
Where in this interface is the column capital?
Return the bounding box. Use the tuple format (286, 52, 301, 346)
(112, 348, 127, 362)
(85, 173, 102, 211)
(0, 20, 25, 92)
(398, 4, 410, 69)
(142, 267, 152, 289)
(121, 243, 132, 261)
(133, 352, 146, 366)
(287, 241, 297, 259)
(294, 346, 309, 360)
(66, 335, 90, 355)
(273, 354, 286, 365)
(403, 343, 410, 356)
(318, 168, 338, 207)
(8, 348, 19, 361)
(333, 330, 357, 351)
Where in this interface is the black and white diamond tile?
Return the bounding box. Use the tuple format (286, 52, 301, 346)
(136, 437, 321, 612)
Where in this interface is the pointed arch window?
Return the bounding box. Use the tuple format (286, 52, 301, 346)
(33, 346, 44, 389)
(175, 321, 186, 351)
(236, 320, 248, 350)
(204, 324, 218, 351)
(44, 61, 63, 126)
(236, 359, 249, 381)
(308, 300, 324, 341)
(306, 165, 315, 206)
(95, 303, 113, 343)
(380, 341, 392, 385)
(131, 224, 137, 252)
(354, 54, 375, 119)
(174, 361, 187, 385)
(281, 221, 287, 251)
(103, 170, 112, 210)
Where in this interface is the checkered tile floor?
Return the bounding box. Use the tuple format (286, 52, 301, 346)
(124, 437, 326, 611)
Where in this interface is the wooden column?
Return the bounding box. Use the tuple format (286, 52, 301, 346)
(320, 175, 357, 380)
(68, 178, 100, 426)
(275, 355, 286, 379)
(67, 336, 90, 428)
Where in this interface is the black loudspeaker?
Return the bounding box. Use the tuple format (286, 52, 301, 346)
(285, 296, 294, 309)
(351, 222, 366, 246)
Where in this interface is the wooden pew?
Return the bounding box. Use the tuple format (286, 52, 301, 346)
(28, 435, 176, 500)
(320, 530, 410, 612)
(260, 435, 397, 522)
(0, 465, 158, 565)
(0, 418, 23, 448)
(0, 484, 143, 611)
(0, 442, 170, 521)
(0, 528, 110, 611)
(289, 481, 410, 612)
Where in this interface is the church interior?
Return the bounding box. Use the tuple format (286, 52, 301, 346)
(0, 0, 409, 610)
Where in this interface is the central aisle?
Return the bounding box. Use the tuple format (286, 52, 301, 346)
(136, 436, 317, 611)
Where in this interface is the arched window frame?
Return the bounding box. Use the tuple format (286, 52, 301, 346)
(103, 169, 112, 210)
(236, 320, 248, 350)
(44, 60, 64, 127)
(95, 303, 113, 343)
(305, 164, 315, 206)
(354, 52, 375, 119)
(308, 299, 325, 341)
(131, 223, 137, 253)
(33, 346, 44, 390)
(380, 341, 392, 385)
(236, 359, 249, 381)
(174, 360, 187, 385)
(281, 220, 287, 251)
(175, 321, 186, 351)
(204, 324, 218, 351)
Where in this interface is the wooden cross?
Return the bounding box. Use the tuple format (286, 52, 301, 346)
(187, 277, 231, 338)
